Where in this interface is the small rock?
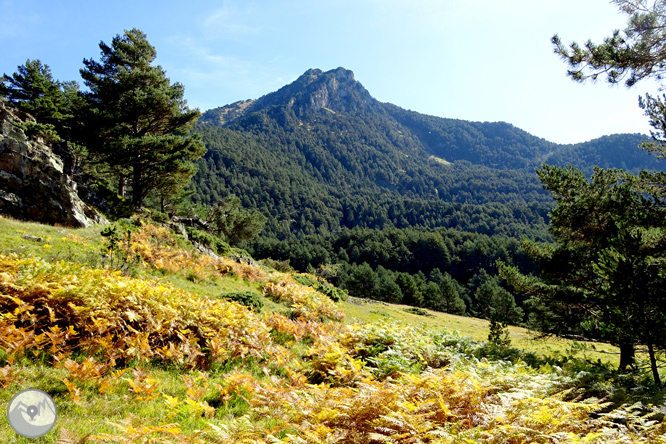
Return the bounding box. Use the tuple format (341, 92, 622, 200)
(22, 234, 44, 242)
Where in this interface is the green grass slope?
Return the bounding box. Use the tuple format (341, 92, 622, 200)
(0, 217, 664, 443)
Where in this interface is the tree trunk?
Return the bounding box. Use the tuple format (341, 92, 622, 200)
(132, 161, 143, 208)
(647, 340, 662, 387)
(618, 340, 636, 372)
(118, 175, 127, 199)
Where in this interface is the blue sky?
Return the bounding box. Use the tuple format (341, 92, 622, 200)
(1, 0, 660, 144)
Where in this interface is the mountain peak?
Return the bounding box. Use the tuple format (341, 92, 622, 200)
(301, 68, 323, 78)
(287, 67, 369, 114)
(273, 67, 367, 114)
(299, 67, 355, 84)
(200, 67, 376, 126)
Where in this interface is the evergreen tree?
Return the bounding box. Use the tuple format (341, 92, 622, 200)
(426, 268, 466, 314)
(1, 59, 69, 142)
(80, 28, 205, 208)
(200, 195, 267, 247)
(395, 272, 424, 307)
(552, 0, 666, 87)
(342, 262, 379, 299)
(428, 268, 446, 286)
(421, 281, 441, 311)
(375, 266, 403, 303)
(474, 270, 522, 324)
(552, 0, 666, 197)
(545, 0, 666, 384)
(488, 316, 511, 347)
(1, 59, 68, 126)
(499, 166, 666, 382)
(439, 272, 467, 315)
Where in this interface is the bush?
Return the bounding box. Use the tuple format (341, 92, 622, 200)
(292, 274, 348, 302)
(260, 258, 293, 273)
(150, 211, 170, 224)
(403, 307, 432, 317)
(185, 227, 231, 256)
(221, 291, 263, 312)
(488, 317, 511, 346)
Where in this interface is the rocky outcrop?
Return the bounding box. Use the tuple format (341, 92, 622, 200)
(199, 67, 384, 126)
(198, 99, 256, 126)
(0, 100, 107, 227)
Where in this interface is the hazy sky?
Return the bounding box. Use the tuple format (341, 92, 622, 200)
(1, 0, 661, 144)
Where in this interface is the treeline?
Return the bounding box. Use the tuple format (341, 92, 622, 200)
(252, 226, 537, 279)
(250, 226, 535, 324)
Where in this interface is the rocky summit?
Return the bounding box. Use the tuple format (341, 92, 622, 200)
(200, 67, 382, 126)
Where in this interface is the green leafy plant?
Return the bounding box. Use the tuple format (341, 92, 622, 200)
(185, 227, 231, 256)
(293, 273, 348, 302)
(100, 223, 142, 275)
(403, 307, 432, 317)
(488, 316, 511, 347)
(221, 291, 264, 312)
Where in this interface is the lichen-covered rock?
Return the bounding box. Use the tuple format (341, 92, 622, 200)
(0, 100, 107, 227)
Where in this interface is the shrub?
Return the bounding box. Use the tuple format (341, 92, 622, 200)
(185, 227, 231, 256)
(260, 258, 293, 273)
(292, 273, 348, 302)
(149, 211, 170, 224)
(403, 307, 432, 317)
(221, 291, 263, 312)
(488, 316, 511, 346)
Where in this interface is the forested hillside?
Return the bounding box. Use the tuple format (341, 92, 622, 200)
(194, 68, 657, 240)
(191, 124, 552, 238)
(189, 67, 661, 323)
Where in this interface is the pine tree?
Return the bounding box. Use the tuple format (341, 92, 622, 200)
(80, 28, 205, 208)
(1, 59, 68, 126)
(395, 273, 424, 307)
(1, 59, 69, 142)
(499, 166, 666, 382)
(342, 262, 379, 299)
(439, 272, 466, 315)
(194, 195, 267, 247)
(488, 316, 511, 347)
(541, 0, 666, 385)
(374, 266, 402, 303)
(552, 0, 666, 87)
(474, 270, 522, 324)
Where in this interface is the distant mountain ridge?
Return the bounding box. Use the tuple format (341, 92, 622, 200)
(191, 67, 661, 245)
(200, 67, 658, 173)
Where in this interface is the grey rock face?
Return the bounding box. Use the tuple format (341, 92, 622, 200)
(0, 101, 108, 227)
